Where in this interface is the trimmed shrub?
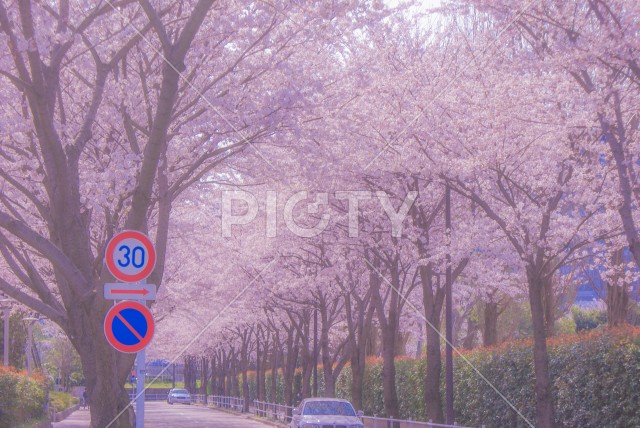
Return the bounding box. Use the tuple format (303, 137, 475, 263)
(244, 327, 640, 427)
(335, 327, 640, 427)
(571, 307, 607, 332)
(0, 367, 48, 428)
(49, 391, 78, 413)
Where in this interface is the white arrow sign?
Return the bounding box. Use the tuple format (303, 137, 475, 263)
(104, 283, 156, 301)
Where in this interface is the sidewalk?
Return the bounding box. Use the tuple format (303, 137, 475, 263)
(52, 407, 90, 428)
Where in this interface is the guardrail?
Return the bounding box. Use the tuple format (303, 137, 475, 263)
(192, 394, 206, 404)
(127, 393, 168, 401)
(206, 395, 246, 412)
(203, 395, 476, 427)
(254, 399, 295, 423)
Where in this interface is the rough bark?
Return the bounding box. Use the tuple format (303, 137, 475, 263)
(542, 275, 556, 337)
(368, 257, 400, 424)
(528, 268, 556, 428)
(344, 291, 374, 411)
(259, 330, 269, 401)
(422, 267, 445, 425)
(462, 319, 478, 350)
(600, 101, 640, 270)
(483, 300, 499, 347)
(210, 355, 216, 398)
(201, 356, 208, 403)
(282, 325, 299, 407)
(270, 334, 279, 403)
(607, 248, 629, 326)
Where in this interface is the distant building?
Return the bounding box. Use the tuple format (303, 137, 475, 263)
(144, 359, 184, 383)
(573, 247, 639, 308)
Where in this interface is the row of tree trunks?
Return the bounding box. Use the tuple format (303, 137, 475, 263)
(282, 323, 299, 408)
(344, 287, 375, 411)
(367, 254, 401, 425)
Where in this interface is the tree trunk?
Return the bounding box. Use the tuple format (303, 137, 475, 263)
(226, 357, 231, 396)
(420, 265, 445, 424)
(608, 283, 628, 326)
(602, 107, 640, 271)
(210, 356, 216, 399)
(463, 319, 478, 350)
(608, 248, 629, 326)
(270, 338, 278, 403)
(320, 308, 335, 398)
(369, 256, 402, 426)
(283, 328, 299, 407)
(380, 326, 400, 424)
(80, 333, 135, 428)
(528, 270, 556, 428)
(231, 355, 239, 397)
(241, 340, 250, 412)
(202, 356, 208, 403)
(483, 301, 499, 347)
(424, 322, 444, 424)
(260, 341, 268, 401)
(256, 337, 261, 401)
(219, 351, 227, 395)
(348, 300, 374, 411)
(301, 351, 313, 399)
(542, 275, 555, 337)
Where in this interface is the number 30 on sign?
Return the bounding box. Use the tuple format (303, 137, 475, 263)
(105, 231, 156, 283)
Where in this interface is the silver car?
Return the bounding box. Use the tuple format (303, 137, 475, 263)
(290, 398, 364, 428)
(167, 388, 192, 405)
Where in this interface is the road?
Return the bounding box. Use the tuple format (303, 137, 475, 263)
(53, 402, 279, 428)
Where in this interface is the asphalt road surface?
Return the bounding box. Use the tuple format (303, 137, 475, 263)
(53, 402, 278, 428)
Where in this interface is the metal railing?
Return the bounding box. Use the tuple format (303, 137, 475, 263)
(206, 395, 476, 428)
(191, 394, 206, 404)
(127, 393, 168, 401)
(206, 395, 246, 412)
(254, 399, 295, 423)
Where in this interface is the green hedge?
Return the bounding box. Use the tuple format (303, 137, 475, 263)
(48, 391, 78, 413)
(334, 327, 640, 427)
(241, 328, 640, 427)
(0, 367, 48, 428)
(453, 327, 640, 427)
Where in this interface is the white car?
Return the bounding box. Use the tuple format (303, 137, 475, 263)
(167, 388, 192, 405)
(290, 398, 364, 428)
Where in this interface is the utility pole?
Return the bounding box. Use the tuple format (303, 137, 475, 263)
(445, 184, 455, 424)
(135, 299, 148, 428)
(172, 362, 176, 389)
(24, 316, 39, 375)
(0, 296, 10, 366)
(313, 307, 318, 397)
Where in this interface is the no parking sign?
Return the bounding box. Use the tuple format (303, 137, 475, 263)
(104, 301, 154, 353)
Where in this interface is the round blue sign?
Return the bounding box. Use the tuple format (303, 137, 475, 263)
(104, 301, 154, 353)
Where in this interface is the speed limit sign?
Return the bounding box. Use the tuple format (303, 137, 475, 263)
(105, 231, 156, 282)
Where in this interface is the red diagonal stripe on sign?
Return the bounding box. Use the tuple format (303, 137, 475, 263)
(115, 312, 144, 342)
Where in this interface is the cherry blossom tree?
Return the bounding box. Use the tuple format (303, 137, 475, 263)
(0, 1, 390, 425)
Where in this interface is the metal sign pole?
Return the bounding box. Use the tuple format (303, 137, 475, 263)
(104, 231, 156, 428)
(135, 286, 147, 428)
(136, 347, 145, 427)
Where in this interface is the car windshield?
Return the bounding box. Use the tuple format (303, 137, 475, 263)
(172, 389, 189, 394)
(303, 401, 356, 416)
